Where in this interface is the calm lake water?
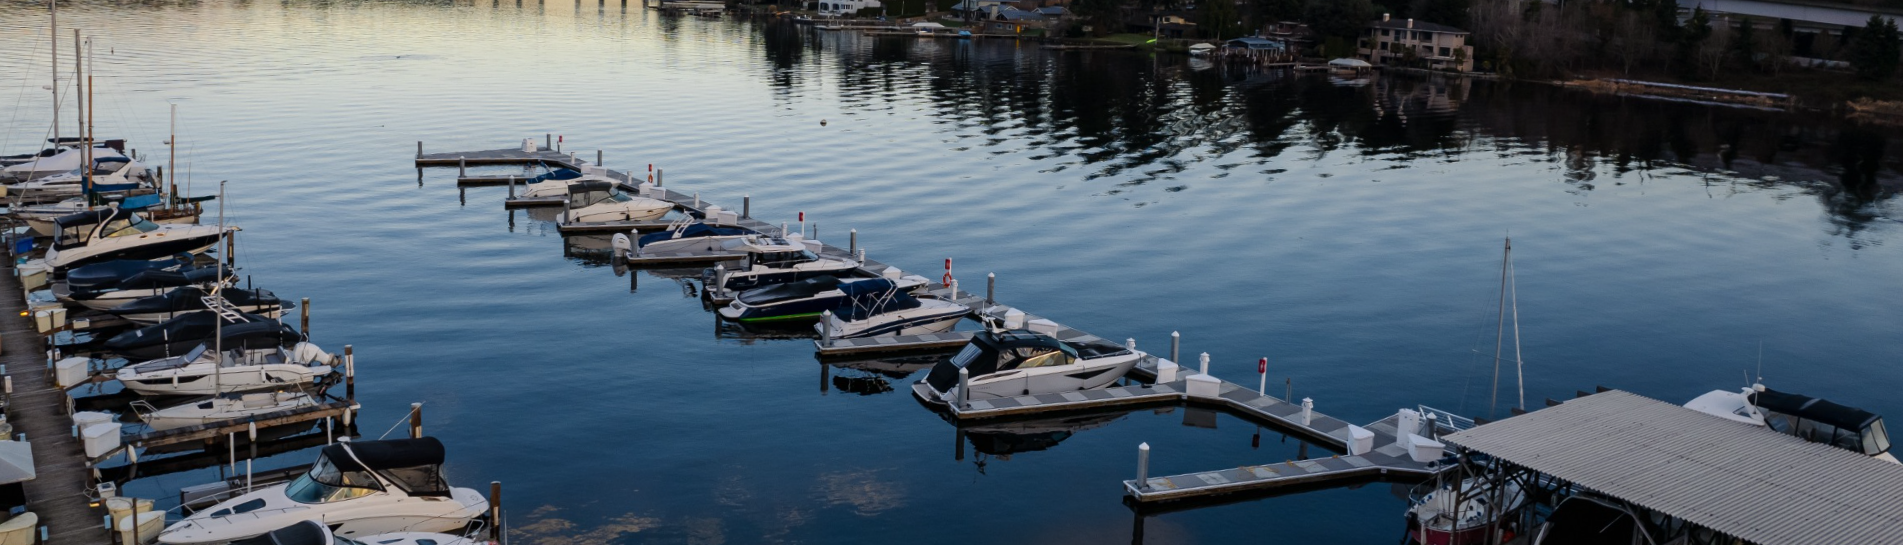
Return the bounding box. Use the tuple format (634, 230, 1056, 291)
(3, 1, 1902, 543)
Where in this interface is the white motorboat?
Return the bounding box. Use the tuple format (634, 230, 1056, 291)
(35, 206, 228, 271)
(1685, 384, 1897, 463)
(114, 342, 334, 396)
(718, 272, 930, 323)
(917, 329, 1145, 403)
(133, 391, 318, 431)
(706, 236, 860, 291)
(558, 181, 671, 224)
(1406, 476, 1527, 545)
(19, 194, 199, 236)
(0, 141, 125, 182)
(635, 218, 759, 256)
(4, 156, 151, 204)
(814, 278, 967, 338)
(157, 437, 490, 544)
(514, 165, 602, 198)
(233, 520, 482, 545)
(57, 265, 228, 312)
(109, 286, 288, 325)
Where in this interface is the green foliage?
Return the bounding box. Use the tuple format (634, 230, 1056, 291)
(1303, 0, 1376, 42)
(1201, 0, 1244, 39)
(1849, 15, 1902, 81)
(1069, 0, 1122, 34)
(1322, 35, 1355, 58)
(1257, 0, 1303, 24)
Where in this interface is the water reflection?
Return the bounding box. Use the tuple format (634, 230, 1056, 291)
(756, 23, 1898, 238)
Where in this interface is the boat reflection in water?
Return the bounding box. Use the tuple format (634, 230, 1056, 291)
(961, 412, 1126, 458)
(815, 355, 946, 396)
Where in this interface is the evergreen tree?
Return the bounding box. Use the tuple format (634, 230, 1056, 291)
(1413, 0, 1469, 29)
(1676, 7, 1712, 76)
(1729, 19, 1758, 70)
(1848, 15, 1902, 81)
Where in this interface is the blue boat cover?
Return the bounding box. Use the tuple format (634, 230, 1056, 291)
(119, 194, 163, 210)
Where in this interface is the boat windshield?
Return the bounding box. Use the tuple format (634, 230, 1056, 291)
(285, 455, 383, 504)
(103, 216, 160, 238)
(753, 250, 818, 268)
(1864, 419, 1892, 456)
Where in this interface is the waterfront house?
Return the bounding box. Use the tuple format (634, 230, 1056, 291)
(1356, 13, 1473, 72)
(817, 0, 881, 16)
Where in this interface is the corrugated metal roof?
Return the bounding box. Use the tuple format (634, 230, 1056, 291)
(1442, 390, 1903, 545)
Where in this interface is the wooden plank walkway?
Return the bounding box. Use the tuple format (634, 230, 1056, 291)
(1, 269, 113, 543)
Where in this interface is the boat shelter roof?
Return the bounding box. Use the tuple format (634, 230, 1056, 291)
(1441, 389, 1903, 545)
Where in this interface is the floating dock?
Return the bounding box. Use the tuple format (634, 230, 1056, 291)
(0, 267, 113, 543)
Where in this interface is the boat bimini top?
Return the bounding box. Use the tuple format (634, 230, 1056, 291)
(924, 330, 1076, 392)
(307, 438, 453, 499)
(565, 181, 643, 207)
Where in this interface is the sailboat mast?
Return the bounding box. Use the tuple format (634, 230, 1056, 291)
(1490, 237, 1508, 418)
(169, 105, 176, 207)
(73, 29, 83, 156)
(49, 0, 58, 144)
(1508, 238, 1524, 412)
(85, 36, 94, 202)
(214, 181, 226, 394)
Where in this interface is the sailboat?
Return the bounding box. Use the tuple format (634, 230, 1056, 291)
(1403, 238, 1529, 545)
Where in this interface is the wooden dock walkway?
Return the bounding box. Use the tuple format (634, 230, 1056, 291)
(2, 267, 113, 543)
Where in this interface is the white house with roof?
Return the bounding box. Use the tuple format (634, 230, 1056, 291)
(1356, 13, 1474, 72)
(815, 0, 881, 16)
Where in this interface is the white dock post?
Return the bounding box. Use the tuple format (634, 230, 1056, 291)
(949, 279, 959, 298)
(344, 345, 355, 401)
(656, 169, 663, 187)
(855, 248, 865, 264)
(742, 195, 751, 218)
(956, 367, 969, 410)
(694, 192, 700, 209)
(246, 421, 257, 491)
(1258, 357, 1268, 395)
(568, 152, 576, 165)
(781, 222, 788, 236)
(1136, 443, 1150, 490)
(1302, 397, 1314, 426)
(820, 310, 833, 348)
(1198, 352, 1209, 375)
(986, 273, 995, 305)
(597, 149, 602, 166)
(1169, 331, 1180, 366)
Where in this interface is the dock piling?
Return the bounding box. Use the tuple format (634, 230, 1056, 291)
(693, 192, 700, 209)
(508, 176, 516, 198)
(459, 157, 466, 178)
(956, 367, 969, 409)
(820, 310, 833, 348)
(855, 248, 865, 264)
(656, 169, 663, 187)
(545, 134, 550, 150)
(409, 402, 423, 439)
(1258, 357, 1267, 394)
(344, 345, 355, 401)
(986, 273, 994, 305)
(1136, 443, 1150, 490)
(597, 149, 602, 166)
(1199, 352, 1209, 375)
(848, 229, 856, 254)
(1301, 397, 1313, 425)
(742, 195, 750, 218)
(489, 482, 503, 540)
(300, 298, 310, 336)
(1170, 332, 1180, 365)
(416, 141, 422, 159)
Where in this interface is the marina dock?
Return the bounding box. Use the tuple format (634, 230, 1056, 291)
(1, 267, 112, 543)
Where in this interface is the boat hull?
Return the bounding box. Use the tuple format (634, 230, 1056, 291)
(118, 365, 329, 397)
(924, 353, 1143, 403)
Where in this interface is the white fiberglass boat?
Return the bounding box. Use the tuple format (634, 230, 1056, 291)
(114, 342, 335, 396)
(707, 236, 860, 291)
(0, 141, 125, 182)
(1685, 384, 1897, 463)
(559, 181, 671, 224)
(635, 218, 759, 256)
(5, 156, 151, 204)
(36, 206, 228, 271)
(514, 165, 599, 198)
(814, 278, 967, 338)
(134, 391, 318, 431)
(157, 437, 490, 544)
(233, 520, 482, 545)
(917, 329, 1145, 403)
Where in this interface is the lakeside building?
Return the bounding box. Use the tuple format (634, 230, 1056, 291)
(1356, 13, 1474, 72)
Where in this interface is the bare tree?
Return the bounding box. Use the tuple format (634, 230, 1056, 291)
(1700, 22, 1733, 80)
(1613, 11, 1656, 75)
